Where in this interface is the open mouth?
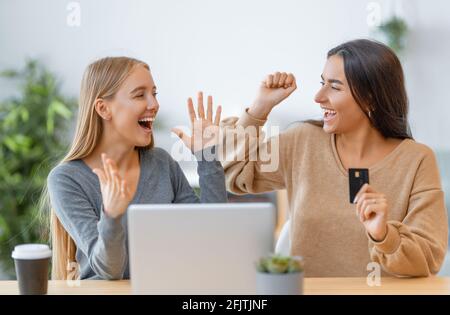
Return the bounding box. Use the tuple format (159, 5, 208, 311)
(322, 107, 337, 122)
(138, 117, 155, 132)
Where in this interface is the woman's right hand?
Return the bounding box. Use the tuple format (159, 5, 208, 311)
(92, 153, 132, 219)
(248, 72, 297, 120)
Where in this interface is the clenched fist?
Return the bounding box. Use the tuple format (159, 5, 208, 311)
(248, 72, 297, 120)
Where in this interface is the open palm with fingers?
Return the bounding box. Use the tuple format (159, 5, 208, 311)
(172, 91, 222, 154)
(92, 153, 132, 219)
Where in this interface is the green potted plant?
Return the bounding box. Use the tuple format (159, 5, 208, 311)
(374, 16, 408, 55)
(255, 254, 304, 295)
(0, 59, 76, 279)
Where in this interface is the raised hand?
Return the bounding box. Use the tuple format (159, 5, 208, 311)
(92, 153, 132, 219)
(249, 72, 297, 120)
(172, 91, 222, 154)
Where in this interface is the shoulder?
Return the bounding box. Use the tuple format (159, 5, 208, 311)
(48, 160, 86, 186)
(47, 160, 92, 197)
(401, 139, 438, 162)
(397, 139, 444, 190)
(280, 120, 328, 144)
(396, 139, 441, 182)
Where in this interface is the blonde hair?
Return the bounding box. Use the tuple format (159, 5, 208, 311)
(40, 56, 152, 280)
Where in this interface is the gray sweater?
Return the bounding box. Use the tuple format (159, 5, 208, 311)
(47, 147, 227, 280)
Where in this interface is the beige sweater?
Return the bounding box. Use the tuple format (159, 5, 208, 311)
(220, 109, 448, 277)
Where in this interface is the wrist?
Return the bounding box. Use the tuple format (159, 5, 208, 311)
(194, 145, 218, 162)
(103, 206, 123, 219)
(369, 225, 388, 242)
(248, 102, 272, 120)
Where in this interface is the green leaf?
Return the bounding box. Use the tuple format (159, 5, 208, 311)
(3, 136, 19, 152)
(46, 105, 55, 134)
(0, 215, 11, 242)
(0, 69, 19, 78)
(20, 108, 29, 122)
(256, 254, 304, 274)
(52, 100, 72, 119)
(2, 134, 33, 153)
(47, 100, 72, 134)
(2, 107, 19, 129)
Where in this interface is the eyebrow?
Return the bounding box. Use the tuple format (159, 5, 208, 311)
(130, 85, 157, 94)
(321, 74, 344, 85)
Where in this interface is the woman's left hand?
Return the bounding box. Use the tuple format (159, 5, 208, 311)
(172, 91, 222, 153)
(354, 183, 389, 242)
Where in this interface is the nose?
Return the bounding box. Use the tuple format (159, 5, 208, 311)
(146, 95, 159, 112)
(314, 86, 328, 105)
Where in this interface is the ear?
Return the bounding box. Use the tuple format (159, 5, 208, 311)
(94, 98, 112, 121)
(367, 94, 376, 112)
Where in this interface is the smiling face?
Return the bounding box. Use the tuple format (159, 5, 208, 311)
(314, 55, 370, 135)
(98, 64, 159, 147)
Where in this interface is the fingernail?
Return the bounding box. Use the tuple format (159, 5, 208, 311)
(353, 196, 358, 203)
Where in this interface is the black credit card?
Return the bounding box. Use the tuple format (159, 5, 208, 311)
(349, 168, 369, 204)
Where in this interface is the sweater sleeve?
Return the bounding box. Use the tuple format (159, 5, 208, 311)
(368, 147, 449, 277)
(220, 108, 296, 195)
(171, 146, 228, 203)
(47, 168, 127, 280)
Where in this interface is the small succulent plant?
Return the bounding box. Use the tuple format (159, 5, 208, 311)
(256, 254, 303, 274)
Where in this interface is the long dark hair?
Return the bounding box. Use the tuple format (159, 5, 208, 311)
(306, 39, 413, 140)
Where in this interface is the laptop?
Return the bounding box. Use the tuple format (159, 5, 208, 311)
(127, 203, 275, 294)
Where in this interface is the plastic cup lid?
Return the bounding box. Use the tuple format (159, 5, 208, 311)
(12, 244, 52, 260)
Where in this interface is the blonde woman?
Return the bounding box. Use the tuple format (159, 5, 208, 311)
(221, 39, 448, 277)
(46, 57, 226, 280)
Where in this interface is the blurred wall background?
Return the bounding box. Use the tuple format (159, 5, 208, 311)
(1, 0, 450, 148)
